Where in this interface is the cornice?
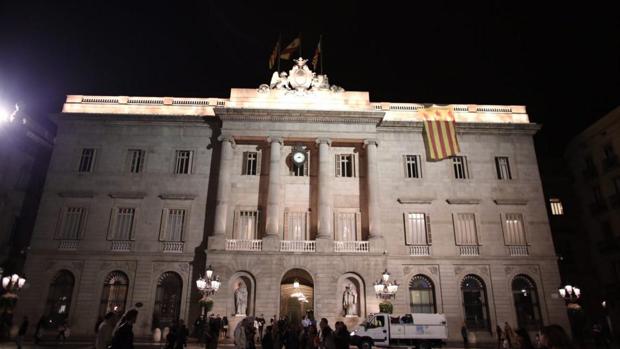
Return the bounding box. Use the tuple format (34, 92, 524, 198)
(58, 191, 95, 198)
(158, 193, 197, 200)
(215, 108, 384, 124)
(379, 121, 541, 135)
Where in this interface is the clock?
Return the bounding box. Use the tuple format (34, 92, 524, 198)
(292, 151, 306, 165)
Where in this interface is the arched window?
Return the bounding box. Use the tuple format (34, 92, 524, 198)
(461, 274, 490, 330)
(512, 275, 543, 330)
(45, 270, 75, 326)
(409, 275, 436, 313)
(152, 272, 183, 330)
(99, 271, 129, 317)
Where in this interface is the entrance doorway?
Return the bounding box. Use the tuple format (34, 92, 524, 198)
(280, 269, 314, 324)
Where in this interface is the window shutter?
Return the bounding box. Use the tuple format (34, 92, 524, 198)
(418, 155, 423, 178)
(403, 213, 410, 245)
(241, 152, 248, 175)
(495, 157, 501, 179)
(78, 209, 88, 239)
(403, 155, 408, 177)
(256, 151, 262, 175)
(335, 155, 341, 177)
(425, 214, 432, 245)
(129, 209, 136, 240)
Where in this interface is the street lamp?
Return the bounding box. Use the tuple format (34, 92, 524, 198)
(558, 284, 580, 304)
(196, 265, 221, 298)
(374, 269, 399, 300)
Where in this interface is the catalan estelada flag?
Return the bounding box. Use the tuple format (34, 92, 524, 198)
(280, 36, 301, 60)
(421, 106, 460, 161)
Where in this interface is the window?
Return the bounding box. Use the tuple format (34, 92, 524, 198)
(335, 212, 358, 241)
(286, 211, 308, 240)
(404, 155, 422, 178)
(160, 209, 186, 242)
(452, 156, 470, 179)
(512, 275, 543, 330)
(110, 208, 135, 240)
(504, 213, 527, 245)
(461, 274, 490, 330)
(404, 213, 431, 245)
(453, 213, 478, 245)
(128, 149, 145, 173)
(44, 270, 75, 326)
(549, 198, 564, 215)
(235, 210, 259, 240)
(99, 271, 129, 317)
(152, 272, 182, 330)
(336, 154, 356, 177)
(291, 159, 309, 177)
(495, 157, 512, 180)
(409, 275, 436, 313)
(57, 207, 87, 240)
(78, 148, 96, 173)
(242, 152, 259, 176)
(174, 150, 193, 174)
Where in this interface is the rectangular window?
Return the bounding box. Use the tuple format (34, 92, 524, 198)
(550, 198, 564, 215)
(111, 208, 135, 240)
(242, 152, 258, 176)
(335, 212, 358, 241)
(286, 211, 308, 240)
(453, 213, 478, 245)
(404, 213, 431, 245)
(335, 154, 355, 177)
(452, 156, 470, 179)
(174, 150, 193, 174)
(235, 210, 259, 240)
(58, 207, 87, 240)
(161, 209, 186, 242)
(495, 157, 512, 180)
(128, 149, 145, 173)
(291, 154, 309, 177)
(504, 213, 527, 245)
(404, 155, 422, 178)
(78, 148, 96, 173)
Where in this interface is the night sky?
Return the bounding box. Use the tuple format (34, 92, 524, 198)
(1, 1, 619, 155)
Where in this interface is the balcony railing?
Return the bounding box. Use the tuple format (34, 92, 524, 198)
(58, 240, 79, 250)
(334, 241, 369, 253)
(280, 240, 316, 252)
(507, 245, 529, 256)
(110, 240, 133, 252)
(226, 239, 262, 251)
(409, 245, 431, 256)
(458, 245, 480, 256)
(161, 241, 184, 253)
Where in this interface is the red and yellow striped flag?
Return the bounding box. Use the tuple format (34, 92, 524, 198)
(280, 37, 301, 60)
(421, 106, 460, 161)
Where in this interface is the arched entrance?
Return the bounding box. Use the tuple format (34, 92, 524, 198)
(280, 269, 314, 323)
(152, 272, 183, 330)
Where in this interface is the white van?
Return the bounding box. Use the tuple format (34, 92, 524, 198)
(351, 313, 448, 349)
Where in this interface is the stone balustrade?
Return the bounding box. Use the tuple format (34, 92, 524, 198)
(280, 240, 316, 252)
(334, 241, 369, 253)
(458, 245, 480, 256)
(161, 241, 184, 253)
(408, 245, 431, 256)
(58, 240, 79, 251)
(507, 245, 529, 256)
(226, 239, 263, 251)
(110, 240, 133, 252)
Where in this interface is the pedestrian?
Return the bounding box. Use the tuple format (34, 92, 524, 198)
(333, 321, 349, 349)
(206, 314, 222, 349)
(96, 312, 116, 349)
(539, 325, 572, 349)
(262, 325, 274, 349)
(246, 317, 257, 349)
(166, 321, 178, 349)
(109, 309, 138, 349)
(515, 328, 535, 349)
(318, 318, 335, 349)
(222, 316, 229, 338)
(194, 315, 205, 342)
(34, 315, 45, 345)
(56, 320, 68, 344)
(16, 316, 28, 349)
(176, 319, 189, 349)
(257, 314, 265, 342)
(497, 324, 504, 349)
(461, 322, 469, 348)
(504, 322, 515, 349)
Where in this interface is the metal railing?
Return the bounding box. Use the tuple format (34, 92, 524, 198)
(507, 245, 529, 256)
(162, 241, 184, 253)
(110, 240, 133, 252)
(334, 241, 369, 253)
(58, 240, 79, 250)
(280, 240, 316, 252)
(458, 245, 480, 256)
(408, 245, 431, 256)
(225, 239, 262, 251)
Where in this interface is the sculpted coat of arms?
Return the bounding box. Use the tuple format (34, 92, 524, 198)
(259, 57, 343, 94)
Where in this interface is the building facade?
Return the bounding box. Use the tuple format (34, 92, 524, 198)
(18, 63, 569, 342)
(564, 106, 620, 340)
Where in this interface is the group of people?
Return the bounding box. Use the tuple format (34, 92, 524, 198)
(460, 321, 577, 349)
(94, 308, 139, 349)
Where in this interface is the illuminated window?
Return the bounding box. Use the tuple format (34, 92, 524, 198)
(550, 198, 564, 215)
(99, 271, 129, 317)
(504, 213, 527, 245)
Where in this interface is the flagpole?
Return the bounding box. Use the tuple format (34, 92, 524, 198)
(319, 35, 323, 75)
(277, 34, 281, 71)
(299, 33, 302, 58)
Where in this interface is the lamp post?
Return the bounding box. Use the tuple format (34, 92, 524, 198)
(374, 269, 399, 314)
(195, 265, 221, 316)
(0, 271, 26, 339)
(558, 284, 581, 307)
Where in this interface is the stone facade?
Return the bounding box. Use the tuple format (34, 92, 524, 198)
(17, 75, 569, 341)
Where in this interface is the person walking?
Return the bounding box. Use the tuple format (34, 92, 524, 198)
(318, 318, 335, 349)
(515, 328, 535, 349)
(496, 324, 504, 349)
(16, 316, 28, 349)
(539, 325, 573, 349)
(109, 309, 138, 349)
(504, 322, 515, 349)
(222, 316, 229, 339)
(461, 322, 469, 349)
(176, 320, 189, 349)
(56, 320, 68, 344)
(96, 312, 116, 349)
(34, 316, 45, 345)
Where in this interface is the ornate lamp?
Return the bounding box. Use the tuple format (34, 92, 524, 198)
(374, 269, 399, 300)
(196, 265, 221, 298)
(1, 273, 26, 294)
(558, 284, 580, 306)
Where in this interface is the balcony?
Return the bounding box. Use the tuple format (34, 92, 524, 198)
(161, 241, 184, 253)
(280, 240, 316, 252)
(603, 155, 619, 172)
(589, 201, 608, 215)
(408, 245, 431, 256)
(110, 240, 133, 252)
(458, 245, 480, 256)
(507, 245, 529, 256)
(58, 240, 79, 251)
(225, 239, 262, 251)
(334, 241, 369, 253)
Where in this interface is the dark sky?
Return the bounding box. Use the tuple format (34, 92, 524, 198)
(1, 1, 619, 155)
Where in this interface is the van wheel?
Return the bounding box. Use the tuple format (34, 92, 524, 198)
(360, 339, 372, 349)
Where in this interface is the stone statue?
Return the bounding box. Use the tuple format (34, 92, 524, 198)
(342, 284, 358, 316)
(235, 283, 248, 315)
(270, 72, 290, 90)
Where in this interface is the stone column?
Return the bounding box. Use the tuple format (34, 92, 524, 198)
(265, 137, 284, 238)
(364, 139, 385, 252)
(316, 138, 333, 252)
(208, 135, 235, 250)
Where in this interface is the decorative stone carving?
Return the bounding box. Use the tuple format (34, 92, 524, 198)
(259, 57, 343, 94)
(234, 282, 248, 316)
(342, 284, 358, 316)
(454, 266, 465, 275)
(429, 266, 439, 275)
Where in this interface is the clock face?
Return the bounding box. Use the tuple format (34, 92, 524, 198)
(293, 152, 306, 164)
